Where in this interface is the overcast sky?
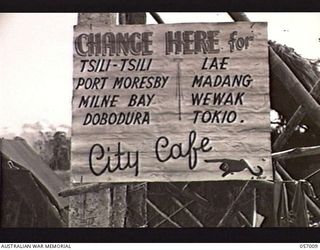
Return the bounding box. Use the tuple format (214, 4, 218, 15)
(0, 13, 319, 135)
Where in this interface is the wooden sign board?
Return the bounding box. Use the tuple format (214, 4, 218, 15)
(72, 22, 271, 183)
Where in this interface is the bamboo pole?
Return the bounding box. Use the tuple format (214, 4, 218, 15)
(272, 79, 320, 151)
(171, 196, 204, 227)
(303, 169, 320, 180)
(217, 180, 250, 227)
(275, 162, 320, 219)
(146, 198, 181, 227)
(231, 13, 320, 148)
(272, 145, 320, 160)
(229, 11, 320, 224)
(237, 211, 252, 227)
(269, 41, 320, 93)
(269, 48, 320, 128)
(167, 183, 210, 208)
(153, 200, 194, 228)
(252, 188, 257, 227)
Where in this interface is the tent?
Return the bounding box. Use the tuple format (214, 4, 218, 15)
(0, 137, 68, 227)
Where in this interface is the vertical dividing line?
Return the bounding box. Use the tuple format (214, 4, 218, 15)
(174, 59, 183, 121)
(178, 62, 182, 121)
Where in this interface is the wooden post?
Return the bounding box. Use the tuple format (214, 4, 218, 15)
(78, 13, 117, 25)
(125, 13, 146, 25)
(70, 12, 148, 228)
(119, 13, 126, 25)
(69, 13, 127, 227)
(122, 12, 148, 228)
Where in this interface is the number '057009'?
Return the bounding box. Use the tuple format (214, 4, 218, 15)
(300, 244, 318, 248)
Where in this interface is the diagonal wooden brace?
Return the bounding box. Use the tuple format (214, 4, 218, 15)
(275, 162, 320, 219)
(272, 79, 320, 151)
(269, 47, 320, 128)
(59, 183, 117, 197)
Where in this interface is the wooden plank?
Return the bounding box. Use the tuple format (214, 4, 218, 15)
(71, 22, 271, 183)
(59, 182, 116, 197)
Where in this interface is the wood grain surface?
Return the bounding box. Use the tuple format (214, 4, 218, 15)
(72, 22, 272, 183)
